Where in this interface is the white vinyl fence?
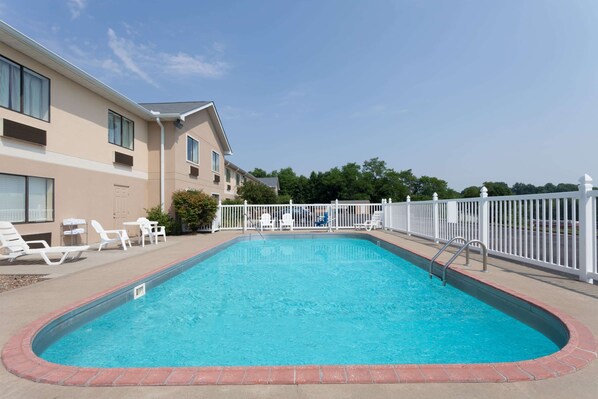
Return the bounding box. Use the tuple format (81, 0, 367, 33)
(385, 174, 598, 284)
(217, 200, 382, 231)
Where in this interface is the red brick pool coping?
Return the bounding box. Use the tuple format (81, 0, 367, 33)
(2, 235, 597, 386)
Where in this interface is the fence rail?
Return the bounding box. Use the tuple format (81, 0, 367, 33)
(385, 174, 597, 284)
(217, 201, 382, 232)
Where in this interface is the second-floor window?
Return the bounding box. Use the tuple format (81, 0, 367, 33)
(225, 168, 231, 183)
(187, 136, 199, 164)
(108, 110, 134, 150)
(236, 173, 240, 185)
(0, 55, 50, 121)
(211, 151, 220, 173)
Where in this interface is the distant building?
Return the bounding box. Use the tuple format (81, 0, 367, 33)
(224, 161, 262, 199)
(257, 177, 280, 195)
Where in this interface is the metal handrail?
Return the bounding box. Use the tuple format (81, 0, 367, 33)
(244, 213, 265, 240)
(428, 236, 467, 278)
(441, 240, 487, 285)
(429, 237, 488, 286)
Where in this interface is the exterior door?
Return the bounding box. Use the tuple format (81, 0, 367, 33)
(113, 185, 130, 229)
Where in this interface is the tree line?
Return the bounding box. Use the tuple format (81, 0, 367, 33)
(234, 157, 582, 204)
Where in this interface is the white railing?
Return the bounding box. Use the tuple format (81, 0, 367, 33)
(385, 174, 598, 284)
(218, 200, 383, 232)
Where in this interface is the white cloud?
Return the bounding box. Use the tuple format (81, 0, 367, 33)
(67, 0, 86, 19)
(103, 28, 230, 85)
(107, 28, 158, 86)
(165, 53, 229, 78)
(220, 105, 262, 120)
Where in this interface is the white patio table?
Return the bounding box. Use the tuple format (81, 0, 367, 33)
(123, 221, 158, 245)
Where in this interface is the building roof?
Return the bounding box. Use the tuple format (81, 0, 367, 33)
(257, 177, 280, 190)
(141, 101, 233, 155)
(225, 160, 261, 184)
(139, 101, 212, 116)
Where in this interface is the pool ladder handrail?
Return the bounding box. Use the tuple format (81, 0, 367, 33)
(244, 213, 265, 240)
(429, 237, 488, 286)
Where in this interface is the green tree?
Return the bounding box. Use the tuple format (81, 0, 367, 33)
(237, 180, 277, 204)
(249, 168, 268, 178)
(171, 190, 218, 232)
(483, 181, 512, 197)
(412, 176, 458, 200)
(511, 183, 538, 195)
(461, 186, 481, 198)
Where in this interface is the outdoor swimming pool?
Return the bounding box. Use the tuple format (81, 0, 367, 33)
(36, 236, 565, 368)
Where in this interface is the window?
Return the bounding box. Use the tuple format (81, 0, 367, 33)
(235, 173, 240, 186)
(187, 136, 199, 164)
(0, 55, 50, 121)
(0, 173, 54, 223)
(108, 110, 134, 150)
(211, 151, 220, 173)
(225, 168, 231, 183)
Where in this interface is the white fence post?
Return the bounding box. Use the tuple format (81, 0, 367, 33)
(381, 199, 386, 230)
(243, 200, 248, 233)
(214, 199, 222, 233)
(406, 195, 411, 236)
(578, 174, 594, 283)
(388, 198, 393, 230)
(335, 199, 339, 231)
(479, 186, 489, 247)
(433, 192, 439, 243)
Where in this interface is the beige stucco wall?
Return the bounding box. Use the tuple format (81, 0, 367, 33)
(148, 109, 229, 215)
(0, 155, 147, 246)
(0, 43, 149, 173)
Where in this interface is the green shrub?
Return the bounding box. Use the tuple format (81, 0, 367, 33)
(145, 205, 177, 235)
(222, 198, 244, 205)
(172, 190, 218, 232)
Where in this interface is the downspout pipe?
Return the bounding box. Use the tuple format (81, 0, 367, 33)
(156, 117, 165, 212)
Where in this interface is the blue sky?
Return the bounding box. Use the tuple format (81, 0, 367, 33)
(2, 0, 598, 190)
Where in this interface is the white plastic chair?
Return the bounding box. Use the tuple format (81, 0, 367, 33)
(354, 210, 383, 231)
(91, 220, 131, 251)
(259, 213, 275, 231)
(279, 213, 294, 231)
(0, 222, 89, 265)
(137, 217, 166, 245)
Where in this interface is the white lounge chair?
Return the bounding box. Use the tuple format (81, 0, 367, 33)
(354, 210, 383, 231)
(137, 217, 166, 246)
(258, 213, 275, 231)
(0, 222, 89, 265)
(91, 220, 131, 251)
(280, 213, 294, 231)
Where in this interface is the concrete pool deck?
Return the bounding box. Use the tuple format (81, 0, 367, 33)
(0, 230, 597, 398)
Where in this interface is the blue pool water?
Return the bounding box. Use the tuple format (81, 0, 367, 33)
(40, 238, 560, 367)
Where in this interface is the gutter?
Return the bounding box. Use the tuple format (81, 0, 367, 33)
(155, 117, 165, 211)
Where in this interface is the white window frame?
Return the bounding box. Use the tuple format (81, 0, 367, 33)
(211, 150, 221, 173)
(186, 135, 199, 165)
(0, 172, 54, 223)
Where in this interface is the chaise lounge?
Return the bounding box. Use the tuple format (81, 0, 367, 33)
(0, 222, 89, 265)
